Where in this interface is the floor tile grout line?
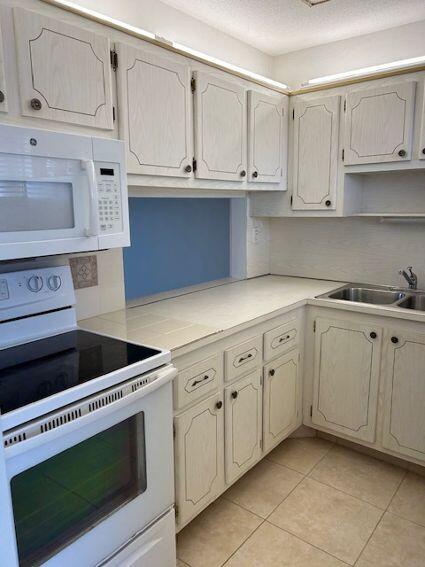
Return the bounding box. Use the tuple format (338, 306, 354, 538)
(221, 518, 267, 566)
(220, 495, 266, 521)
(351, 507, 386, 566)
(264, 471, 306, 520)
(385, 468, 407, 512)
(265, 439, 335, 476)
(263, 455, 309, 476)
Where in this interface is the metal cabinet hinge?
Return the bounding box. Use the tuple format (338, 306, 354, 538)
(310, 405, 313, 417)
(313, 320, 316, 332)
(192, 157, 197, 172)
(110, 49, 118, 71)
(260, 438, 263, 450)
(342, 148, 345, 161)
(173, 423, 176, 439)
(290, 195, 293, 206)
(175, 505, 179, 518)
(292, 108, 295, 120)
(191, 77, 196, 93)
(343, 99, 347, 112)
(112, 106, 116, 121)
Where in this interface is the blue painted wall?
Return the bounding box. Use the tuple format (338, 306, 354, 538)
(123, 198, 230, 300)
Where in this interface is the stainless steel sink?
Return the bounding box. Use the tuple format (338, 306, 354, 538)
(327, 287, 406, 305)
(398, 294, 425, 311)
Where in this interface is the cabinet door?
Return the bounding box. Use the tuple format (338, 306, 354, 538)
(0, 24, 7, 113)
(13, 8, 113, 129)
(312, 318, 381, 443)
(344, 81, 416, 165)
(117, 43, 193, 176)
(194, 71, 247, 181)
(225, 370, 262, 484)
(419, 82, 425, 161)
(292, 95, 340, 210)
(263, 350, 300, 452)
(382, 330, 425, 463)
(248, 91, 284, 183)
(174, 392, 224, 527)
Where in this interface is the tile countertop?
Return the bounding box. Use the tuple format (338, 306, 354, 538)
(78, 275, 342, 356)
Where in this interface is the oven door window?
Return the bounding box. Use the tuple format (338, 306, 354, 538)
(10, 413, 147, 567)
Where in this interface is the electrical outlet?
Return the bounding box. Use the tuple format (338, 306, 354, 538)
(69, 255, 98, 289)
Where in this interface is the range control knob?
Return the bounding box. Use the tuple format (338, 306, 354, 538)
(27, 275, 43, 293)
(47, 275, 62, 292)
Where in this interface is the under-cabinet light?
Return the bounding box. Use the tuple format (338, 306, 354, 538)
(305, 55, 425, 86)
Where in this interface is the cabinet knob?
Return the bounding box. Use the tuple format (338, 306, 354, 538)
(184, 164, 192, 173)
(325, 200, 332, 207)
(269, 369, 275, 377)
(215, 400, 223, 410)
(422, 148, 425, 155)
(0, 91, 4, 104)
(30, 98, 42, 111)
(252, 171, 258, 178)
(231, 391, 238, 399)
(240, 170, 246, 178)
(370, 331, 377, 339)
(391, 336, 399, 344)
(398, 149, 407, 157)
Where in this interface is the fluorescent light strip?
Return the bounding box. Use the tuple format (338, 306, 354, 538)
(306, 55, 425, 86)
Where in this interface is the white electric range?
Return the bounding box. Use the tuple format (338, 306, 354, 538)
(0, 265, 177, 567)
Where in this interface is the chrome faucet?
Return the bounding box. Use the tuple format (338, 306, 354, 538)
(399, 266, 418, 290)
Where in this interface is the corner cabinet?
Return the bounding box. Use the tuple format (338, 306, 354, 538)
(193, 71, 247, 181)
(247, 91, 285, 183)
(291, 95, 340, 211)
(382, 330, 425, 462)
(343, 81, 416, 165)
(13, 8, 113, 129)
(116, 43, 193, 176)
(311, 317, 381, 443)
(0, 24, 7, 113)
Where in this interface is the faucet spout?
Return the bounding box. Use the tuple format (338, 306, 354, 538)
(399, 266, 418, 290)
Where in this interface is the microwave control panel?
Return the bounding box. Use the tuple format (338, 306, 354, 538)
(96, 163, 123, 234)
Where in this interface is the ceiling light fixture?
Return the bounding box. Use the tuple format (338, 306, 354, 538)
(305, 55, 425, 86)
(301, 0, 332, 7)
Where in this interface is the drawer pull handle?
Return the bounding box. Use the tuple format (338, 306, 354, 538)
(191, 374, 210, 387)
(238, 353, 253, 363)
(278, 334, 291, 343)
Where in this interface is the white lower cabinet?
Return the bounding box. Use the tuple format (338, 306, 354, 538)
(382, 329, 425, 462)
(263, 350, 300, 452)
(174, 392, 224, 528)
(225, 370, 262, 484)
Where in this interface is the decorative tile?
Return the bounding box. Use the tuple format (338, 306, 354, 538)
(177, 497, 262, 567)
(266, 437, 333, 474)
(224, 459, 302, 518)
(310, 445, 405, 508)
(388, 472, 425, 527)
(225, 521, 346, 567)
(268, 477, 382, 564)
(356, 512, 425, 567)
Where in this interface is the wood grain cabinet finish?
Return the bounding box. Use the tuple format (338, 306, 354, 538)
(312, 318, 381, 443)
(247, 90, 284, 183)
(225, 370, 262, 484)
(13, 8, 113, 129)
(382, 331, 425, 463)
(194, 71, 247, 181)
(344, 81, 416, 165)
(291, 95, 340, 211)
(263, 350, 300, 452)
(0, 24, 7, 113)
(174, 392, 224, 527)
(117, 43, 193, 176)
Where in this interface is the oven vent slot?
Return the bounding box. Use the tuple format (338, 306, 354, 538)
(40, 408, 82, 433)
(4, 432, 27, 448)
(132, 377, 149, 392)
(88, 389, 124, 413)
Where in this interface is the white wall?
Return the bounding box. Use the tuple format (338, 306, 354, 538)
(75, 0, 272, 76)
(273, 19, 425, 89)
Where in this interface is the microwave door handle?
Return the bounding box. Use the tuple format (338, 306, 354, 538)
(81, 160, 99, 237)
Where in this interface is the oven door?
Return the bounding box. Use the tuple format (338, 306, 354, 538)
(3, 365, 175, 567)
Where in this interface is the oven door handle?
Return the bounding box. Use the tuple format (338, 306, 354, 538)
(81, 159, 99, 237)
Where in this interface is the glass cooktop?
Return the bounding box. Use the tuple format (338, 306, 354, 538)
(0, 330, 160, 415)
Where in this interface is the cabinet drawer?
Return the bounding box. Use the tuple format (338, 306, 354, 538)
(175, 354, 222, 409)
(225, 336, 262, 382)
(264, 318, 300, 362)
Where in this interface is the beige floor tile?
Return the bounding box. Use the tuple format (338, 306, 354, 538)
(225, 521, 346, 566)
(309, 445, 405, 509)
(177, 560, 190, 567)
(356, 512, 425, 567)
(224, 459, 303, 518)
(268, 477, 382, 565)
(388, 472, 425, 527)
(266, 437, 333, 474)
(177, 497, 262, 567)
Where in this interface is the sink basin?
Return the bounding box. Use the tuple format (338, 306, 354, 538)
(327, 287, 406, 305)
(398, 294, 425, 311)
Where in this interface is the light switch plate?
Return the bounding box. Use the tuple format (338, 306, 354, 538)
(69, 255, 98, 289)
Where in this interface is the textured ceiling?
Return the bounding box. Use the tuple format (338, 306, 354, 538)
(159, 0, 425, 55)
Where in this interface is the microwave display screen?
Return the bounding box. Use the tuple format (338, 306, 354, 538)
(100, 168, 115, 176)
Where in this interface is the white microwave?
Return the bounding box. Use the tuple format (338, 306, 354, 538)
(0, 124, 130, 261)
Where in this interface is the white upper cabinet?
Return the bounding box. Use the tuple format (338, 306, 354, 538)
(291, 95, 340, 211)
(247, 91, 284, 183)
(13, 8, 113, 129)
(0, 24, 7, 113)
(344, 81, 416, 165)
(312, 317, 381, 443)
(194, 71, 247, 181)
(117, 43, 193, 176)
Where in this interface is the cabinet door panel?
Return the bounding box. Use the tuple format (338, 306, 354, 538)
(292, 95, 340, 210)
(382, 331, 425, 462)
(194, 71, 246, 181)
(248, 91, 284, 183)
(0, 24, 7, 113)
(344, 81, 416, 165)
(225, 371, 262, 484)
(312, 318, 381, 443)
(13, 8, 113, 129)
(263, 350, 300, 452)
(174, 392, 224, 527)
(117, 43, 193, 176)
